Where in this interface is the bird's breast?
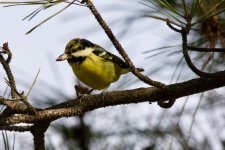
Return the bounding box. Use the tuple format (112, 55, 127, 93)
(69, 53, 122, 90)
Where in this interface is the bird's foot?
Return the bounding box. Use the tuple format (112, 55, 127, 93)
(100, 88, 108, 100)
(77, 93, 88, 104)
(75, 85, 94, 103)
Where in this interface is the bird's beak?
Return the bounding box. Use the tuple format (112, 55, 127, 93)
(56, 53, 68, 61)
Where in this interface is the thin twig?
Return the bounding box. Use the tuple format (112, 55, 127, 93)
(169, 96, 189, 150)
(0, 43, 17, 98)
(181, 28, 225, 78)
(186, 93, 204, 149)
(26, 69, 41, 97)
(2, 43, 12, 63)
(0, 43, 36, 116)
(84, 0, 167, 90)
(188, 46, 225, 52)
(166, 21, 182, 33)
(0, 97, 20, 108)
(157, 99, 175, 108)
(145, 15, 182, 28)
(0, 97, 38, 117)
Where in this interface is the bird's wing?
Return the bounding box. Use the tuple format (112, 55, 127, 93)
(93, 44, 129, 69)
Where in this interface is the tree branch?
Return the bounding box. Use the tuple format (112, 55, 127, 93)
(166, 21, 182, 33)
(84, 0, 167, 90)
(0, 43, 36, 117)
(188, 46, 225, 52)
(0, 43, 17, 98)
(1, 77, 225, 127)
(0, 97, 29, 112)
(31, 122, 50, 150)
(181, 28, 225, 78)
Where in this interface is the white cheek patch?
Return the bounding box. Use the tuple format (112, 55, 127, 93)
(98, 51, 107, 57)
(72, 47, 93, 57)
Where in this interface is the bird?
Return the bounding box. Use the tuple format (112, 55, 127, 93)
(56, 38, 144, 90)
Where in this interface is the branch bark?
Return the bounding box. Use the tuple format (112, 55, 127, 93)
(1, 77, 225, 127)
(31, 122, 50, 150)
(0, 43, 17, 98)
(181, 28, 225, 78)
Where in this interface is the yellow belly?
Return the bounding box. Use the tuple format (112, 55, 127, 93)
(69, 53, 123, 90)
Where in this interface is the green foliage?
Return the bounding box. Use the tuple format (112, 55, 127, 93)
(143, 0, 225, 73)
(142, 0, 225, 27)
(0, 0, 85, 34)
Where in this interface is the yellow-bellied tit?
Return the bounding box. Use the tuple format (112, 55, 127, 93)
(56, 38, 144, 90)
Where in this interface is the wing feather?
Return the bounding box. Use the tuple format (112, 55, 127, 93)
(93, 44, 129, 69)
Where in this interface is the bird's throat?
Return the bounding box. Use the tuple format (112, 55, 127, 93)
(68, 56, 86, 64)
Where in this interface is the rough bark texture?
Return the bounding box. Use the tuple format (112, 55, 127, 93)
(1, 77, 225, 127)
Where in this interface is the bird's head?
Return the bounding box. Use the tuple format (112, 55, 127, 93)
(56, 38, 94, 62)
